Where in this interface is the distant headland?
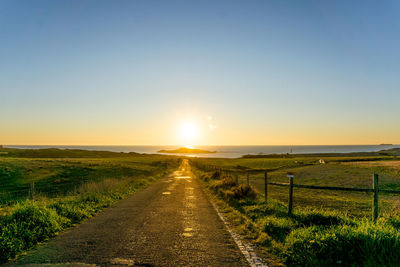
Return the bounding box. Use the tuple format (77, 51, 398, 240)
(158, 147, 216, 154)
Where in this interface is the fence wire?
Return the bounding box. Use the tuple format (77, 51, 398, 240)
(193, 161, 400, 219)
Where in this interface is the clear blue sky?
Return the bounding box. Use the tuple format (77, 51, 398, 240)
(1, 0, 399, 145)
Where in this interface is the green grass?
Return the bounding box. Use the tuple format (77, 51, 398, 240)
(193, 157, 400, 217)
(0, 148, 180, 262)
(0, 155, 178, 203)
(283, 217, 400, 266)
(243, 163, 400, 217)
(194, 157, 400, 266)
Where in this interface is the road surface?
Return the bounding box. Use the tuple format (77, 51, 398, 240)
(12, 160, 248, 266)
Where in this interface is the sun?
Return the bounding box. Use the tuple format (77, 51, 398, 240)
(179, 121, 198, 144)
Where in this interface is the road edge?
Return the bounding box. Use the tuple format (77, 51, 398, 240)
(189, 165, 268, 267)
(209, 200, 268, 267)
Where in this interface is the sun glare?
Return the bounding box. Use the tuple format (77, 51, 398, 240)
(179, 121, 198, 144)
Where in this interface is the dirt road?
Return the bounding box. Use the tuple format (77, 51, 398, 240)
(13, 160, 248, 266)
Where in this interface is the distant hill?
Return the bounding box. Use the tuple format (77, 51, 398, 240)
(0, 147, 141, 158)
(158, 147, 216, 154)
(241, 148, 400, 158)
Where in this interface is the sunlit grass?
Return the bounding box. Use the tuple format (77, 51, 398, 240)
(194, 157, 400, 217)
(195, 167, 400, 266)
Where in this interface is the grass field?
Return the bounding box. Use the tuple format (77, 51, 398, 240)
(2, 147, 399, 265)
(193, 155, 400, 217)
(193, 150, 398, 170)
(193, 154, 400, 266)
(0, 156, 177, 203)
(0, 148, 180, 262)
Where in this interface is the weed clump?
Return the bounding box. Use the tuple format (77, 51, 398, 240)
(210, 176, 236, 190)
(231, 185, 257, 200)
(261, 217, 296, 242)
(200, 171, 221, 181)
(206, 172, 257, 202)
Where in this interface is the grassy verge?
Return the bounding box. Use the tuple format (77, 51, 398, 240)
(0, 152, 180, 262)
(194, 167, 400, 266)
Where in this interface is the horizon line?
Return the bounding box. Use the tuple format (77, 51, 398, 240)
(4, 144, 399, 147)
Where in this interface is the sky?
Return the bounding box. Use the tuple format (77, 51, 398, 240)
(1, 0, 399, 146)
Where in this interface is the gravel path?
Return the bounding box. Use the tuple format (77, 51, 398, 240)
(11, 160, 248, 266)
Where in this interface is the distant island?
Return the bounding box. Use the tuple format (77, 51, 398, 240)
(158, 147, 216, 154)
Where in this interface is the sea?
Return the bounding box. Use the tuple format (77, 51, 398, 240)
(4, 145, 399, 158)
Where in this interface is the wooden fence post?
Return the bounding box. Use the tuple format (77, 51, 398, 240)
(246, 172, 250, 186)
(288, 173, 294, 216)
(30, 182, 35, 200)
(264, 171, 268, 202)
(373, 173, 379, 222)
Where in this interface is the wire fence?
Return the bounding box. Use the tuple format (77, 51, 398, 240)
(0, 178, 91, 205)
(192, 161, 400, 221)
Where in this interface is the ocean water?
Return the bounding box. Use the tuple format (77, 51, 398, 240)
(5, 145, 399, 158)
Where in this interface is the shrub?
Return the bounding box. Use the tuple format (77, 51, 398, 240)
(200, 171, 221, 181)
(231, 184, 257, 200)
(210, 176, 236, 191)
(211, 171, 221, 180)
(0, 201, 65, 261)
